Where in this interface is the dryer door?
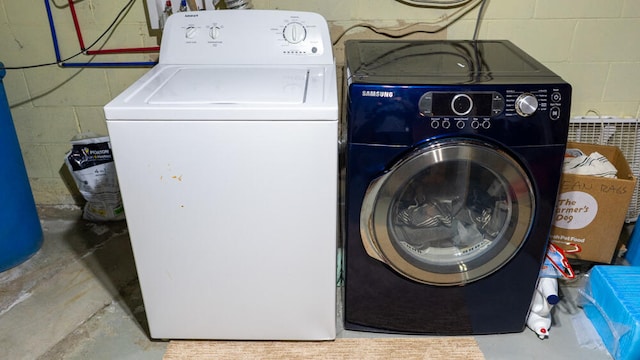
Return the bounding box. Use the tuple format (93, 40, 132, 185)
(360, 139, 535, 286)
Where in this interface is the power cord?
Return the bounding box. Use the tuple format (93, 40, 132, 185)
(396, 0, 475, 7)
(1, 0, 137, 70)
(332, 0, 486, 45)
(472, 0, 489, 40)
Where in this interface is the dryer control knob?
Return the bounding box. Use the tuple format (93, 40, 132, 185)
(515, 93, 539, 117)
(451, 94, 473, 116)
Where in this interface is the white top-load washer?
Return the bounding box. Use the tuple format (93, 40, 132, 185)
(103, 10, 337, 340)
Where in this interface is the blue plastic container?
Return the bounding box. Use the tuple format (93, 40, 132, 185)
(626, 225, 640, 266)
(0, 63, 43, 272)
(583, 266, 640, 360)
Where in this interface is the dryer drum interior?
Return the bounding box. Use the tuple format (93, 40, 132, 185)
(360, 140, 535, 286)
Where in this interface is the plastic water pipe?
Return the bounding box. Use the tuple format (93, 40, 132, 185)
(60, 61, 157, 67)
(86, 47, 161, 55)
(67, 0, 86, 50)
(44, 0, 62, 62)
(66, 0, 160, 56)
(44, 0, 156, 67)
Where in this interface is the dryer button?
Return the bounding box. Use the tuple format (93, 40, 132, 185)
(491, 92, 505, 116)
(419, 92, 433, 115)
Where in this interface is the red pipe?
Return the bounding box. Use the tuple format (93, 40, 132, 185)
(67, 0, 160, 55)
(67, 0, 86, 50)
(86, 46, 160, 55)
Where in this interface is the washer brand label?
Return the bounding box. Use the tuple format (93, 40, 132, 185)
(362, 90, 394, 98)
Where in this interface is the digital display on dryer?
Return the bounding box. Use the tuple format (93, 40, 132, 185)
(419, 91, 504, 117)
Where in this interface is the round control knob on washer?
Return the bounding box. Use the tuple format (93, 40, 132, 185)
(451, 94, 473, 116)
(185, 26, 198, 39)
(515, 93, 539, 117)
(209, 26, 221, 40)
(283, 22, 307, 44)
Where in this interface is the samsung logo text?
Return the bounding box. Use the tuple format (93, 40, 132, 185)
(362, 90, 394, 98)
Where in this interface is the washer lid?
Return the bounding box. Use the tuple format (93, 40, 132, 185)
(104, 64, 337, 121)
(148, 68, 308, 105)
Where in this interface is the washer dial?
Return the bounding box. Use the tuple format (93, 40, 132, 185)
(209, 26, 221, 40)
(283, 22, 307, 44)
(185, 26, 198, 39)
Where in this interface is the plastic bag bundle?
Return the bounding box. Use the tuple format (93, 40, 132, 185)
(65, 133, 125, 221)
(579, 266, 640, 360)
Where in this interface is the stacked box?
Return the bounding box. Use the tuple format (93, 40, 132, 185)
(583, 266, 640, 360)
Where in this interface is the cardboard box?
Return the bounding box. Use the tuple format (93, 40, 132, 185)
(550, 142, 636, 263)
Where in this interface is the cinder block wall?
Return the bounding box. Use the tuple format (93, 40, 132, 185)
(1, 0, 639, 205)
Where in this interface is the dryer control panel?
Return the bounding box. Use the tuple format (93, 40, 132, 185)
(158, 10, 333, 65)
(416, 86, 570, 131)
(348, 82, 571, 146)
(419, 91, 505, 117)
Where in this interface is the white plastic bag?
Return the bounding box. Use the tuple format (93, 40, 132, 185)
(65, 133, 125, 221)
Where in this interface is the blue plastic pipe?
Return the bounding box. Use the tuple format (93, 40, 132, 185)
(44, 0, 157, 68)
(44, 0, 62, 62)
(60, 61, 157, 67)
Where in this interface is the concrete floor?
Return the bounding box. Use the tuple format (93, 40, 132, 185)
(0, 206, 167, 360)
(0, 206, 615, 359)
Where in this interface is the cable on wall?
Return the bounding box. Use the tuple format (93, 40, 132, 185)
(472, 0, 488, 41)
(332, 0, 485, 45)
(395, 0, 475, 7)
(1, 0, 157, 70)
(54, 0, 157, 67)
(67, 0, 160, 56)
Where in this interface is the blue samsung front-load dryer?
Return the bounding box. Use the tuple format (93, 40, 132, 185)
(343, 40, 571, 335)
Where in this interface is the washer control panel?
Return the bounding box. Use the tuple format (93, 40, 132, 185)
(418, 87, 568, 130)
(159, 10, 333, 65)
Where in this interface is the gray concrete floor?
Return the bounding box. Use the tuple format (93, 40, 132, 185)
(0, 206, 167, 360)
(0, 206, 615, 359)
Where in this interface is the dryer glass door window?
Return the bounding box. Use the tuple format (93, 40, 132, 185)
(360, 140, 535, 286)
